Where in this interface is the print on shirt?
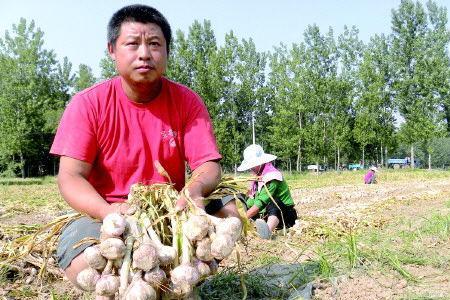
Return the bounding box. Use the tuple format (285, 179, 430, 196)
(161, 129, 178, 148)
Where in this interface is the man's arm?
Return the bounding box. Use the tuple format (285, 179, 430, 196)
(175, 160, 221, 211)
(58, 156, 124, 220)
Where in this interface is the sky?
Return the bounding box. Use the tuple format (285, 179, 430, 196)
(1, 0, 450, 77)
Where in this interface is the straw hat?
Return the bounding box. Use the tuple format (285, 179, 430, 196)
(237, 144, 277, 172)
(370, 166, 378, 172)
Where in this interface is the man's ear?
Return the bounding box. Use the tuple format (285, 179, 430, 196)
(108, 43, 115, 60)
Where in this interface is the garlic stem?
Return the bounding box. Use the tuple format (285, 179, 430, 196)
(101, 259, 114, 276)
(141, 214, 163, 248)
(181, 214, 192, 265)
(171, 214, 180, 267)
(119, 216, 138, 297)
(141, 213, 176, 265)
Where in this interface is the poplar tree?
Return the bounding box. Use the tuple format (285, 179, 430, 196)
(0, 19, 59, 177)
(74, 64, 96, 92)
(390, 0, 448, 168)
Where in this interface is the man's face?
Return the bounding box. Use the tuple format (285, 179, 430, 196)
(109, 21, 167, 85)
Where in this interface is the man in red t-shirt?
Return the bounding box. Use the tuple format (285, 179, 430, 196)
(51, 4, 239, 291)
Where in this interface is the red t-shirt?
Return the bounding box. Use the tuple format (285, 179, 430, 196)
(50, 76, 221, 202)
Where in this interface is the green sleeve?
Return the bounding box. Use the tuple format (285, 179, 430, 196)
(246, 197, 255, 208)
(252, 181, 278, 210)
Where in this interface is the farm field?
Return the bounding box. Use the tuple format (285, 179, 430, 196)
(1, 169, 450, 299)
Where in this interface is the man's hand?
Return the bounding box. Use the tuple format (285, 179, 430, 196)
(175, 196, 205, 212)
(109, 202, 133, 216)
(175, 161, 220, 212)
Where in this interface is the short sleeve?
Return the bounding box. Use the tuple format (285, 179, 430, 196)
(50, 94, 98, 163)
(182, 93, 221, 170)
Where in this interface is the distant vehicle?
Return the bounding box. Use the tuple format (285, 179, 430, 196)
(348, 163, 363, 171)
(307, 164, 325, 172)
(387, 157, 419, 168)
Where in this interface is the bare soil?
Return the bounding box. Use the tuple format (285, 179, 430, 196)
(235, 178, 450, 299)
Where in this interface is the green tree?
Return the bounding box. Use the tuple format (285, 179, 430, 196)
(74, 63, 96, 92)
(390, 0, 447, 169)
(167, 29, 193, 87)
(235, 38, 268, 153)
(43, 56, 75, 136)
(302, 25, 338, 170)
(0, 18, 59, 177)
(269, 43, 308, 171)
(334, 26, 363, 169)
(99, 50, 117, 80)
(355, 34, 395, 167)
(210, 32, 242, 171)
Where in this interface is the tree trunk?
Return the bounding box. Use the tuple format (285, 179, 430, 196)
(384, 147, 388, 168)
(337, 146, 341, 171)
(20, 152, 25, 179)
(296, 111, 303, 172)
(362, 146, 365, 168)
(380, 143, 384, 167)
(316, 160, 319, 176)
(410, 145, 415, 169)
(428, 153, 431, 170)
(290, 159, 293, 173)
(296, 139, 302, 172)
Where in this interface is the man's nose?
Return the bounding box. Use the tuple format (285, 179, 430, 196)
(138, 43, 151, 60)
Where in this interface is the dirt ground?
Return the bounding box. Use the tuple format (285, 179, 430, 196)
(1, 177, 450, 299)
(232, 178, 450, 299)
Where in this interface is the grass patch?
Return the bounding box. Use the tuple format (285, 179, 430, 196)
(8, 286, 38, 298)
(307, 196, 450, 285)
(0, 178, 42, 185)
(445, 200, 450, 208)
(317, 251, 334, 279)
(198, 268, 286, 300)
(382, 251, 418, 282)
(251, 253, 282, 267)
(420, 214, 450, 239)
(0, 177, 67, 213)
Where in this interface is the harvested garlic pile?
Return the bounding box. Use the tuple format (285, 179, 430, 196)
(75, 183, 244, 299)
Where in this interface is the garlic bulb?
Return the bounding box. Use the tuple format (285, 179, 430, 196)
(195, 237, 213, 261)
(132, 243, 158, 271)
(183, 214, 209, 242)
(95, 274, 120, 296)
(99, 237, 126, 260)
(76, 268, 100, 291)
(83, 245, 107, 270)
(102, 212, 126, 237)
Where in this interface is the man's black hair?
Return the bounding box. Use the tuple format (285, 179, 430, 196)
(107, 4, 172, 54)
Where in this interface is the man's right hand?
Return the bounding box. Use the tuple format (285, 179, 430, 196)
(175, 195, 205, 212)
(109, 202, 132, 216)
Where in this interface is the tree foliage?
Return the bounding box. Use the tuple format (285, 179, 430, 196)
(1, 1, 450, 177)
(0, 18, 64, 177)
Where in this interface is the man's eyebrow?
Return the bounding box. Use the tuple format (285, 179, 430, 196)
(124, 33, 140, 38)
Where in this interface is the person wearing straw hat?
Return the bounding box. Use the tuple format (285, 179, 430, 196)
(364, 166, 378, 184)
(237, 144, 297, 239)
